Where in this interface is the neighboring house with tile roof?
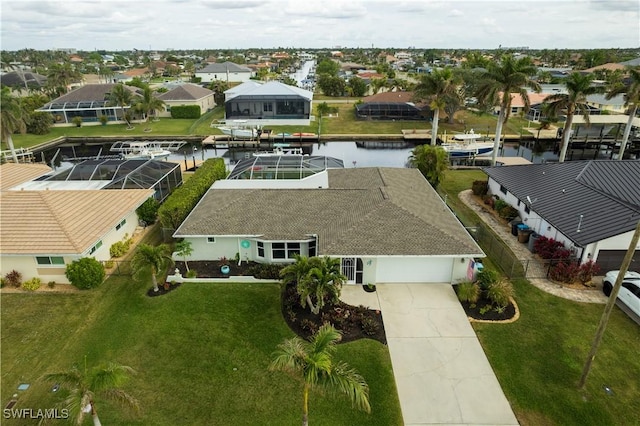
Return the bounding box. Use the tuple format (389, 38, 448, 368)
(195, 61, 253, 83)
(157, 83, 215, 117)
(0, 163, 154, 284)
(36, 83, 140, 125)
(222, 81, 313, 126)
(173, 167, 484, 284)
(483, 160, 640, 272)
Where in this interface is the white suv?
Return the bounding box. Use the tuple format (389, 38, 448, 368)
(603, 270, 640, 318)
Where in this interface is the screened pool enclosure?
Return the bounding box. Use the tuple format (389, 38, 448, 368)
(228, 154, 344, 180)
(355, 102, 423, 120)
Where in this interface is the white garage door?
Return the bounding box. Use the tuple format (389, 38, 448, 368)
(376, 257, 454, 283)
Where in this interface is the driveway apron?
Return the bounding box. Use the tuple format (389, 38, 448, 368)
(376, 283, 519, 426)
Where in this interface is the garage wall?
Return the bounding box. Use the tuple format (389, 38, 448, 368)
(375, 257, 454, 283)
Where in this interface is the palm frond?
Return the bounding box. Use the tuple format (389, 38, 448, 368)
(322, 361, 371, 413)
(101, 388, 140, 413)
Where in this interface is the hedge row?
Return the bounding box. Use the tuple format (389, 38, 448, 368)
(158, 158, 227, 229)
(170, 105, 201, 119)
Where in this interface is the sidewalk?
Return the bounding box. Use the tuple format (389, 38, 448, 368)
(458, 189, 607, 304)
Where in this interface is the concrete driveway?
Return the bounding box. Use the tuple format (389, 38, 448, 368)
(342, 283, 519, 425)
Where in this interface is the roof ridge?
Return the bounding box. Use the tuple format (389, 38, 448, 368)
(39, 191, 83, 252)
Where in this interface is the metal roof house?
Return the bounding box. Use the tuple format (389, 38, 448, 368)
(222, 81, 313, 126)
(173, 167, 484, 284)
(483, 160, 640, 272)
(0, 163, 155, 284)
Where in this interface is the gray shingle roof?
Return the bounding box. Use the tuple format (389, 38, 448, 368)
(175, 168, 483, 257)
(42, 84, 138, 104)
(157, 84, 213, 101)
(196, 61, 252, 73)
(484, 160, 640, 247)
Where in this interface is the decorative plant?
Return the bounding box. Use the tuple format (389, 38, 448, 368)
(4, 270, 22, 288)
(186, 270, 197, 278)
(472, 180, 489, 196)
(72, 116, 83, 127)
(99, 114, 108, 125)
(577, 260, 601, 287)
(66, 258, 106, 290)
(456, 281, 480, 303)
(476, 268, 500, 290)
(486, 280, 514, 308)
(219, 256, 229, 266)
(549, 261, 581, 284)
(22, 277, 42, 291)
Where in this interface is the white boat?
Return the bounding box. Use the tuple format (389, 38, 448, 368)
(441, 130, 494, 158)
(110, 142, 171, 160)
(253, 145, 305, 157)
(217, 120, 259, 140)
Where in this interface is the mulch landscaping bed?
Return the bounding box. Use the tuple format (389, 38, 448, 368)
(459, 295, 516, 321)
(281, 284, 387, 345)
(147, 282, 182, 297)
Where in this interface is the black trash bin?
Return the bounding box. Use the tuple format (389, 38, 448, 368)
(511, 220, 522, 236)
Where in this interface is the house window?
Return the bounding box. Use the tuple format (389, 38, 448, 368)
(287, 242, 300, 258)
(517, 200, 521, 206)
(499, 185, 507, 195)
(115, 219, 126, 231)
(263, 103, 273, 112)
(272, 242, 286, 259)
(89, 240, 103, 255)
(207, 237, 216, 243)
(36, 256, 65, 266)
(257, 241, 264, 257)
(525, 206, 531, 214)
(511, 107, 518, 114)
(308, 239, 316, 257)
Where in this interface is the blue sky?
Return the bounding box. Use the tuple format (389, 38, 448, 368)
(1, 0, 638, 51)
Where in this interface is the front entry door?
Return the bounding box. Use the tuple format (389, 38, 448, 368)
(341, 258, 356, 284)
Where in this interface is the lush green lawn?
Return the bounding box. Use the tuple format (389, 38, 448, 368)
(1, 253, 402, 425)
(441, 170, 640, 425)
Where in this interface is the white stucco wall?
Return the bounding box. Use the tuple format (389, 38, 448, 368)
(375, 257, 455, 283)
(582, 230, 640, 263)
(160, 96, 216, 118)
(196, 72, 252, 83)
(0, 255, 75, 284)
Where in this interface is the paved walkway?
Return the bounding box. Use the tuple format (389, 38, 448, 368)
(458, 189, 607, 304)
(341, 284, 519, 426)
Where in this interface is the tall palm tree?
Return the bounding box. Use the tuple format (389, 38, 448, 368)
(280, 253, 312, 286)
(606, 67, 640, 160)
(137, 86, 165, 131)
(0, 87, 27, 163)
(298, 256, 345, 315)
(107, 83, 135, 129)
(42, 361, 139, 426)
(414, 68, 461, 146)
(131, 243, 172, 292)
(408, 144, 448, 189)
(476, 55, 541, 166)
(544, 72, 604, 163)
(46, 62, 82, 97)
(269, 324, 370, 426)
(175, 240, 193, 272)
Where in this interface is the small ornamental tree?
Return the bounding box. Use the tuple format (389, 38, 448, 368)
(136, 197, 159, 225)
(66, 257, 106, 289)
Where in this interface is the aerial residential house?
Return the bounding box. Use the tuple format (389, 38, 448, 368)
(0, 71, 47, 96)
(173, 165, 484, 284)
(157, 83, 215, 117)
(223, 80, 313, 126)
(195, 61, 253, 83)
(0, 163, 157, 284)
(36, 83, 139, 125)
(483, 160, 640, 272)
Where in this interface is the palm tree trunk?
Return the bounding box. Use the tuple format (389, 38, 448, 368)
(91, 402, 102, 426)
(431, 109, 439, 146)
(558, 112, 574, 163)
(617, 105, 637, 160)
(6, 135, 19, 163)
(490, 108, 506, 166)
(152, 268, 159, 292)
(302, 383, 309, 426)
(306, 295, 319, 315)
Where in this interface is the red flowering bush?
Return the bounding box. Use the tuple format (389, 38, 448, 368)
(549, 261, 581, 284)
(534, 236, 570, 259)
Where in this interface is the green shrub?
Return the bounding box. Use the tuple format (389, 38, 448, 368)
(110, 241, 127, 258)
(0, 277, 5, 288)
(456, 281, 480, 303)
(27, 111, 53, 135)
(471, 180, 489, 196)
(186, 270, 197, 278)
(136, 197, 159, 225)
(158, 158, 227, 229)
(104, 260, 115, 269)
(71, 116, 83, 127)
(21, 277, 42, 291)
(170, 104, 201, 119)
(4, 270, 22, 288)
(476, 268, 500, 290)
(66, 257, 105, 290)
(361, 316, 380, 336)
(493, 198, 508, 213)
(498, 205, 519, 221)
(48, 281, 56, 288)
(486, 280, 514, 308)
(247, 263, 285, 280)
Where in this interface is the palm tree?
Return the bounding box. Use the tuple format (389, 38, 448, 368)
(413, 68, 461, 146)
(298, 256, 345, 315)
(175, 240, 193, 272)
(131, 243, 172, 292)
(46, 62, 82, 97)
(606, 67, 640, 160)
(280, 253, 312, 286)
(137, 86, 165, 131)
(408, 144, 448, 189)
(269, 324, 370, 426)
(0, 87, 27, 163)
(544, 72, 605, 163)
(476, 55, 541, 166)
(42, 361, 139, 426)
(107, 83, 135, 129)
